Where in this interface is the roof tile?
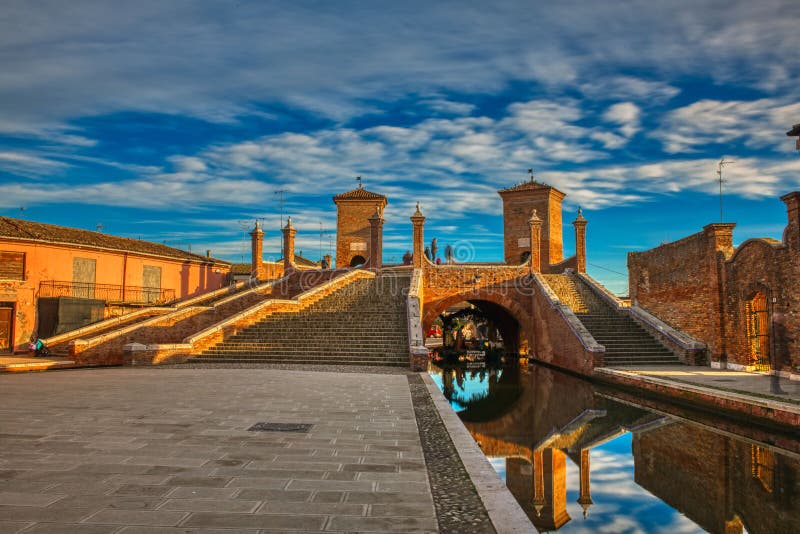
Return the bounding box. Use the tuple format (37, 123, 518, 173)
(0, 217, 229, 265)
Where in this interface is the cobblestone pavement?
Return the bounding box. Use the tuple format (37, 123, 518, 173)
(0, 368, 441, 532)
(407, 375, 496, 534)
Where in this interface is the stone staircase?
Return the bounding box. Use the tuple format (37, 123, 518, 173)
(189, 272, 410, 366)
(542, 274, 680, 366)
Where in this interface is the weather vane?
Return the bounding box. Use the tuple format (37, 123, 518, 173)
(528, 169, 535, 182)
(356, 176, 362, 188)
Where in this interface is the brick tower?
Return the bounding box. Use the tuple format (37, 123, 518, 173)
(333, 184, 388, 268)
(498, 177, 565, 268)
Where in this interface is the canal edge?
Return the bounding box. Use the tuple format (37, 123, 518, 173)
(418, 372, 534, 534)
(593, 367, 800, 431)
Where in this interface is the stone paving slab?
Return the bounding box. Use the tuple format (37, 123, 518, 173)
(608, 364, 800, 403)
(0, 355, 76, 373)
(0, 368, 438, 532)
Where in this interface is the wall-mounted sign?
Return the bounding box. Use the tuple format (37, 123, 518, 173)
(350, 242, 367, 251)
(517, 238, 531, 247)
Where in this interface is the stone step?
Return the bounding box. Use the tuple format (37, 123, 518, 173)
(202, 350, 408, 357)
(188, 358, 408, 367)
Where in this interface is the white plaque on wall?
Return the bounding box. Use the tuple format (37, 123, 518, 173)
(517, 238, 531, 247)
(350, 242, 367, 251)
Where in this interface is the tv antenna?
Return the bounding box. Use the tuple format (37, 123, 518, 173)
(96, 223, 103, 233)
(319, 222, 324, 262)
(717, 157, 735, 222)
(274, 189, 288, 251)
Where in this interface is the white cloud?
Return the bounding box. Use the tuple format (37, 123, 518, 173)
(604, 103, 641, 138)
(0, 1, 796, 134)
(655, 98, 800, 153)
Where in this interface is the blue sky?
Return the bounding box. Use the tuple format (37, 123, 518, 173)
(1, 1, 799, 293)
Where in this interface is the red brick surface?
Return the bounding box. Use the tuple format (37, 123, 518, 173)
(334, 190, 387, 268)
(629, 194, 800, 373)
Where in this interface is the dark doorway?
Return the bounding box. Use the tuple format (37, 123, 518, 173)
(350, 255, 366, 267)
(0, 304, 12, 353)
(746, 292, 770, 371)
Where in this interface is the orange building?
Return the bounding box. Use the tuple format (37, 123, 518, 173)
(0, 217, 230, 353)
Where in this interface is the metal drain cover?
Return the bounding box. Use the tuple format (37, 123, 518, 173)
(247, 422, 313, 433)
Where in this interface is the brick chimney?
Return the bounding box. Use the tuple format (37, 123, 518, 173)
(573, 208, 587, 273)
(528, 209, 542, 273)
(411, 203, 425, 268)
(282, 217, 297, 271)
(368, 207, 384, 269)
(249, 221, 264, 280)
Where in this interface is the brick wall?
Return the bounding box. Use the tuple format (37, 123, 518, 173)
(629, 195, 800, 374)
(335, 200, 385, 268)
(500, 188, 564, 267)
(721, 238, 800, 373)
(633, 423, 800, 534)
(628, 224, 734, 363)
(419, 262, 606, 373)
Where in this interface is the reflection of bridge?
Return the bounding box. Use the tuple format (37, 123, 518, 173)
(452, 363, 800, 533)
(456, 364, 668, 530)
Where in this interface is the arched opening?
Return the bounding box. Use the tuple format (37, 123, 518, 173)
(349, 255, 366, 267)
(425, 298, 528, 363)
(520, 251, 531, 263)
(745, 291, 770, 371)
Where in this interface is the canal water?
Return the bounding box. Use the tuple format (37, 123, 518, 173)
(429, 361, 799, 534)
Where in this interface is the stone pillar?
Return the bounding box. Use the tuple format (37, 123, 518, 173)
(249, 221, 264, 280)
(532, 450, 546, 517)
(411, 203, 426, 268)
(368, 207, 385, 269)
(528, 209, 542, 273)
(531, 449, 570, 530)
(780, 191, 800, 250)
(576, 448, 593, 517)
(282, 217, 297, 271)
(573, 208, 587, 273)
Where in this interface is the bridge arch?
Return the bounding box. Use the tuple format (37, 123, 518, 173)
(423, 289, 532, 354)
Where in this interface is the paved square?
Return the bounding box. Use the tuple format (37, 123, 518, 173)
(0, 368, 437, 533)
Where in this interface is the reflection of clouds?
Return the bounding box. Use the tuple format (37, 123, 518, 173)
(560, 433, 704, 533)
(430, 370, 705, 532)
(489, 457, 506, 483)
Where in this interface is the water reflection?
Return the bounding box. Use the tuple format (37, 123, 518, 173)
(429, 362, 800, 534)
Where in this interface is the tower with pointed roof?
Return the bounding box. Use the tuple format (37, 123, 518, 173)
(333, 183, 388, 268)
(498, 175, 565, 268)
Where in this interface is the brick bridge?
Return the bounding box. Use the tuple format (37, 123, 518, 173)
(403, 194, 610, 373)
